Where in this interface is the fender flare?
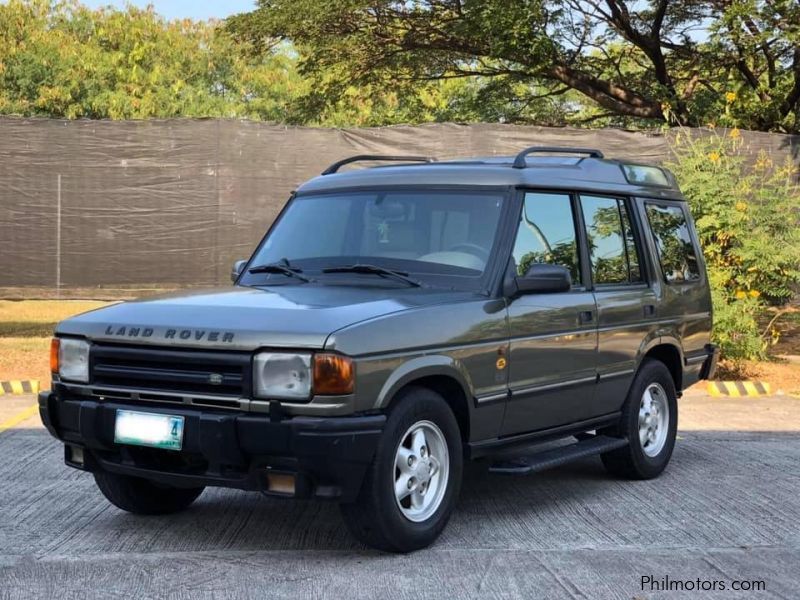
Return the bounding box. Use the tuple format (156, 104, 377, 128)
(374, 355, 474, 410)
(636, 335, 685, 369)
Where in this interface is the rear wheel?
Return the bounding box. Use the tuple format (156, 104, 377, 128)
(94, 470, 204, 515)
(340, 386, 463, 552)
(601, 359, 678, 479)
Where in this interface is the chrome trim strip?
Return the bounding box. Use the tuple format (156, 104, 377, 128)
(510, 375, 597, 397)
(685, 355, 707, 365)
(598, 369, 635, 381)
(63, 383, 249, 411)
(475, 390, 510, 405)
(508, 329, 595, 343)
(64, 383, 346, 414)
(76, 384, 242, 402)
(596, 312, 711, 331)
(507, 312, 712, 344)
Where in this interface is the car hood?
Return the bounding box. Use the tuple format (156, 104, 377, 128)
(56, 285, 479, 351)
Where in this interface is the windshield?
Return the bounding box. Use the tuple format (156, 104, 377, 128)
(241, 190, 505, 289)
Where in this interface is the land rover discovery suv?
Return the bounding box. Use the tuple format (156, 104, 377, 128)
(40, 146, 718, 552)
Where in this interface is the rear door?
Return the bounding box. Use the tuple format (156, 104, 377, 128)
(501, 191, 598, 436)
(578, 194, 657, 414)
(640, 201, 711, 368)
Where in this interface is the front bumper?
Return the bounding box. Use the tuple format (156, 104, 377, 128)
(39, 389, 384, 502)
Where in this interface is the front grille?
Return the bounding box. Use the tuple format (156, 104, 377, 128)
(90, 343, 252, 399)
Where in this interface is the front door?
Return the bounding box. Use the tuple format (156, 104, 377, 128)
(501, 191, 598, 436)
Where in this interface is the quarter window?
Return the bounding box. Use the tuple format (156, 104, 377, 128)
(645, 204, 701, 283)
(512, 192, 581, 284)
(580, 195, 643, 285)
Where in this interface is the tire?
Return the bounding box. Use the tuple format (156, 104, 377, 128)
(600, 358, 678, 480)
(340, 386, 463, 552)
(94, 470, 204, 515)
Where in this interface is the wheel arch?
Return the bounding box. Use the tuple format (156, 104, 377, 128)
(376, 356, 473, 443)
(639, 340, 684, 392)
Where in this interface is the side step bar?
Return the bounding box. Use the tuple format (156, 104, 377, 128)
(489, 435, 629, 475)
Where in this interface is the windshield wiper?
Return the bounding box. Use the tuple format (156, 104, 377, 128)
(248, 260, 312, 283)
(321, 263, 422, 287)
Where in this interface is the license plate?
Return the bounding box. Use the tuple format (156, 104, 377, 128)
(114, 410, 184, 451)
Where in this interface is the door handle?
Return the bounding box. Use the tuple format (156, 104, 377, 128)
(578, 310, 594, 324)
(643, 304, 656, 317)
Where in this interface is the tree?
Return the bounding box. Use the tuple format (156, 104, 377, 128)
(0, 0, 530, 125)
(0, 0, 305, 120)
(227, 0, 800, 132)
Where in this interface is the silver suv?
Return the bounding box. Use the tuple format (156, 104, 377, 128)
(40, 146, 719, 552)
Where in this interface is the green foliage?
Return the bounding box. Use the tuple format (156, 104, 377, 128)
(0, 0, 553, 125)
(0, 0, 305, 120)
(708, 281, 767, 361)
(518, 241, 579, 280)
(668, 129, 800, 360)
(6, 0, 799, 130)
(228, 0, 800, 132)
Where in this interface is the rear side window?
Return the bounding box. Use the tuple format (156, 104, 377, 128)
(580, 195, 643, 285)
(645, 204, 701, 283)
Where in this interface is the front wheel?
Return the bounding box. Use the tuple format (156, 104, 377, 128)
(340, 386, 463, 552)
(601, 359, 678, 479)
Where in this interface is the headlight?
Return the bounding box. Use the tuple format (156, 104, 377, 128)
(52, 338, 90, 383)
(253, 352, 312, 400)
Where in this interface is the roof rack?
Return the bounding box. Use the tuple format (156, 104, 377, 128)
(512, 146, 604, 169)
(321, 154, 436, 175)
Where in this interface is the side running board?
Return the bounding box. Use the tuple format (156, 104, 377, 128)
(489, 435, 629, 475)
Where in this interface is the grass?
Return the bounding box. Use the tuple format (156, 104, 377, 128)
(0, 337, 53, 389)
(0, 300, 111, 337)
(0, 300, 112, 389)
(0, 286, 178, 301)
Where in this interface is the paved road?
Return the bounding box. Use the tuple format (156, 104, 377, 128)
(0, 397, 798, 599)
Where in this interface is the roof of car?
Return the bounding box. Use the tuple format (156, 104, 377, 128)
(296, 152, 685, 201)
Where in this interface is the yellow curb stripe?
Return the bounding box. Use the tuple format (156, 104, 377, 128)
(0, 380, 39, 396)
(0, 405, 40, 434)
(707, 381, 771, 397)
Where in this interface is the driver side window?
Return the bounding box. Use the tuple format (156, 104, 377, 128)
(512, 192, 581, 283)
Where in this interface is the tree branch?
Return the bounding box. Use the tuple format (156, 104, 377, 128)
(780, 46, 800, 118)
(567, 111, 618, 125)
(651, 0, 669, 39)
(550, 64, 663, 118)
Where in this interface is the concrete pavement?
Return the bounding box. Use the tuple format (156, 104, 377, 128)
(0, 395, 798, 599)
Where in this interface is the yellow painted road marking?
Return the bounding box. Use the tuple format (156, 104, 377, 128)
(0, 380, 40, 395)
(708, 381, 771, 397)
(0, 404, 40, 434)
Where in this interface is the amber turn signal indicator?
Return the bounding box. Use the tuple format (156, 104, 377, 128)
(313, 353, 354, 395)
(50, 338, 60, 374)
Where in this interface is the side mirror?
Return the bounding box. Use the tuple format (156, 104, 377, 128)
(231, 259, 247, 283)
(511, 263, 572, 295)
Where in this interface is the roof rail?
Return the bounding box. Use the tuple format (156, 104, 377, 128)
(512, 146, 604, 169)
(321, 154, 436, 175)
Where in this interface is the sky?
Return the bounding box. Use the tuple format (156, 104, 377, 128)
(80, 1, 256, 21)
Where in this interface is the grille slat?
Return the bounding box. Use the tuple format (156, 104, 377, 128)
(91, 344, 251, 399)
